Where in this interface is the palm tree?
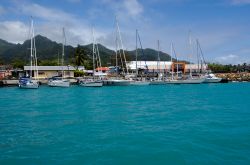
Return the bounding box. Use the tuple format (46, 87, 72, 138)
(74, 45, 86, 70)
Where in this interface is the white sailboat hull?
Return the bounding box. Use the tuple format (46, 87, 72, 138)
(165, 78, 205, 84)
(204, 78, 222, 83)
(150, 81, 166, 85)
(19, 82, 39, 89)
(48, 80, 70, 87)
(80, 80, 103, 87)
(19, 80, 39, 89)
(130, 81, 150, 86)
(103, 79, 131, 86)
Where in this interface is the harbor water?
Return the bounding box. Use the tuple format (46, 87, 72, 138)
(0, 83, 250, 164)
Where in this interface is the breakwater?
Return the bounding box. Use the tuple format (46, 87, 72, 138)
(215, 72, 250, 82)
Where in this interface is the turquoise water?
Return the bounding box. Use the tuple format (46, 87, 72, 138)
(0, 83, 250, 165)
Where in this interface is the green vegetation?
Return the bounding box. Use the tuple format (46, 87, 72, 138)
(0, 35, 172, 68)
(38, 59, 59, 66)
(11, 59, 26, 69)
(208, 63, 250, 73)
(1, 35, 249, 73)
(74, 45, 92, 69)
(74, 70, 85, 77)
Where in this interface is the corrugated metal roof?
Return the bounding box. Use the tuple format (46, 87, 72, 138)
(24, 66, 77, 71)
(127, 61, 173, 70)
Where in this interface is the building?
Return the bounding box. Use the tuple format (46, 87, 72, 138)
(24, 66, 78, 79)
(0, 65, 13, 79)
(126, 61, 208, 73)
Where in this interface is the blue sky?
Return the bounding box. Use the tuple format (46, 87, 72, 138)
(0, 0, 250, 64)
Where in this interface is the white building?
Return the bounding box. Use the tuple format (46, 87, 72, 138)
(127, 61, 208, 73)
(24, 66, 79, 78)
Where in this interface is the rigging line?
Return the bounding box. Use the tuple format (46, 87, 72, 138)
(137, 30, 147, 68)
(197, 40, 207, 73)
(33, 25, 38, 80)
(172, 43, 179, 79)
(96, 43, 102, 69)
(196, 39, 200, 74)
(92, 27, 102, 70)
(118, 48, 125, 74)
(197, 40, 207, 66)
(116, 18, 128, 74)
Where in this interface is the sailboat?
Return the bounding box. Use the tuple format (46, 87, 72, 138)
(130, 29, 150, 86)
(165, 42, 205, 84)
(80, 28, 103, 87)
(195, 39, 222, 83)
(150, 40, 165, 85)
(103, 17, 131, 86)
(48, 28, 70, 87)
(19, 18, 39, 89)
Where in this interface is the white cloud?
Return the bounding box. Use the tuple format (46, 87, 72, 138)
(0, 0, 249, 65)
(123, 0, 143, 16)
(15, 3, 109, 46)
(101, 0, 144, 18)
(20, 3, 75, 23)
(214, 54, 247, 64)
(0, 21, 28, 43)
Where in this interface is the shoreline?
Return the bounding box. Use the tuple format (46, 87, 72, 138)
(1, 73, 250, 87)
(215, 72, 250, 82)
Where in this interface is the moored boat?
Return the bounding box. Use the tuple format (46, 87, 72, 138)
(19, 18, 39, 89)
(149, 79, 166, 85)
(203, 74, 222, 83)
(48, 76, 70, 87)
(48, 28, 70, 88)
(130, 80, 150, 86)
(19, 77, 39, 89)
(165, 78, 205, 84)
(103, 79, 131, 86)
(79, 77, 103, 87)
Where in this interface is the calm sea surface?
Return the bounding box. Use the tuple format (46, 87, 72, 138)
(0, 83, 250, 165)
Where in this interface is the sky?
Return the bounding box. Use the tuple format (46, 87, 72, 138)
(0, 0, 250, 64)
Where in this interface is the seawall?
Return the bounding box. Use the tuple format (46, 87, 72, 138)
(215, 72, 250, 82)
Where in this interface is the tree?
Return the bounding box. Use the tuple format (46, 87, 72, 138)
(74, 45, 87, 69)
(38, 59, 58, 66)
(11, 59, 25, 69)
(0, 57, 4, 65)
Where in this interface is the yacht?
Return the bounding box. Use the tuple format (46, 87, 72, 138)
(48, 28, 70, 87)
(19, 18, 39, 89)
(48, 76, 70, 87)
(204, 73, 222, 83)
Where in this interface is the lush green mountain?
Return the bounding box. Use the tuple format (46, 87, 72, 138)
(0, 35, 172, 66)
(1, 35, 75, 64)
(0, 39, 15, 57)
(126, 48, 171, 61)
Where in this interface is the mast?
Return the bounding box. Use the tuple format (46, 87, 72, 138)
(30, 18, 33, 78)
(137, 31, 147, 74)
(92, 28, 95, 78)
(157, 40, 160, 75)
(172, 44, 179, 79)
(62, 27, 66, 78)
(196, 39, 200, 74)
(136, 29, 138, 76)
(33, 23, 38, 80)
(188, 31, 194, 78)
(115, 25, 118, 78)
(96, 43, 102, 71)
(197, 39, 207, 74)
(115, 17, 128, 75)
(170, 43, 174, 80)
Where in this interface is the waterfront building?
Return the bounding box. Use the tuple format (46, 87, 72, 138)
(24, 66, 77, 79)
(126, 61, 208, 74)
